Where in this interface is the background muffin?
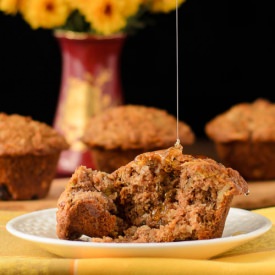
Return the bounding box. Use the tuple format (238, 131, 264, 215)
(205, 98, 275, 180)
(0, 113, 69, 200)
(82, 104, 195, 173)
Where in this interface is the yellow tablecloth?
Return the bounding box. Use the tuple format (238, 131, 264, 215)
(1, 208, 275, 275)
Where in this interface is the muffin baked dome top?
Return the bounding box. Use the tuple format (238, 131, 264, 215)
(205, 98, 275, 143)
(82, 104, 195, 150)
(0, 113, 69, 156)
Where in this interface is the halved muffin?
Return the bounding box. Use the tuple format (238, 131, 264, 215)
(56, 144, 248, 243)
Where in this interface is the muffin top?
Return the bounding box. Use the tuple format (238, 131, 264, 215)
(82, 105, 195, 150)
(205, 98, 275, 143)
(0, 113, 69, 156)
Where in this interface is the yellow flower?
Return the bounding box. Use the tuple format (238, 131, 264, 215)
(121, 0, 144, 17)
(0, 0, 20, 14)
(149, 0, 186, 13)
(79, 0, 127, 35)
(19, 0, 71, 29)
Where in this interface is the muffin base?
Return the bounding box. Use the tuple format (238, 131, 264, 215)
(216, 141, 275, 180)
(0, 153, 60, 200)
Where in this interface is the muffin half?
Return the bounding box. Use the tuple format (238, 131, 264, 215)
(56, 144, 248, 243)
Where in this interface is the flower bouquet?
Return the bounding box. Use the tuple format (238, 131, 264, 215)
(0, 0, 186, 35)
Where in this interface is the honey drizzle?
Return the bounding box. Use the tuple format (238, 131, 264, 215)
(175, 0, 180, 147)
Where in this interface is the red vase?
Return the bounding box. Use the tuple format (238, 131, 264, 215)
(53, 30, 125, 177)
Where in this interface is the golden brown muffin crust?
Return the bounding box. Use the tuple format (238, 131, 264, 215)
(82, 105, 195, 150)
(0, 113, 69, 156)
(205, 98, 275, 143)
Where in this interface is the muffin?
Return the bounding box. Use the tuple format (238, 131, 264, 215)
(0, 113, 69, 200)
(82, 104, 195, 173)
(56, 144, 248, 243)
(205, 98, 275, 180)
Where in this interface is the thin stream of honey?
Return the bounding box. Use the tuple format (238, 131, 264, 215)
(175, 0, 180, 147)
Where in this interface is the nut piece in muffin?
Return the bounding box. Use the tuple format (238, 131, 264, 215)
(82, 104, 195, 173)
(205, 98, 275, 180)
(0, 113, 69, 200)
(56, 144, 248, 243)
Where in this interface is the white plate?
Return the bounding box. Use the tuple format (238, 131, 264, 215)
(6, 208, 272, 260)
